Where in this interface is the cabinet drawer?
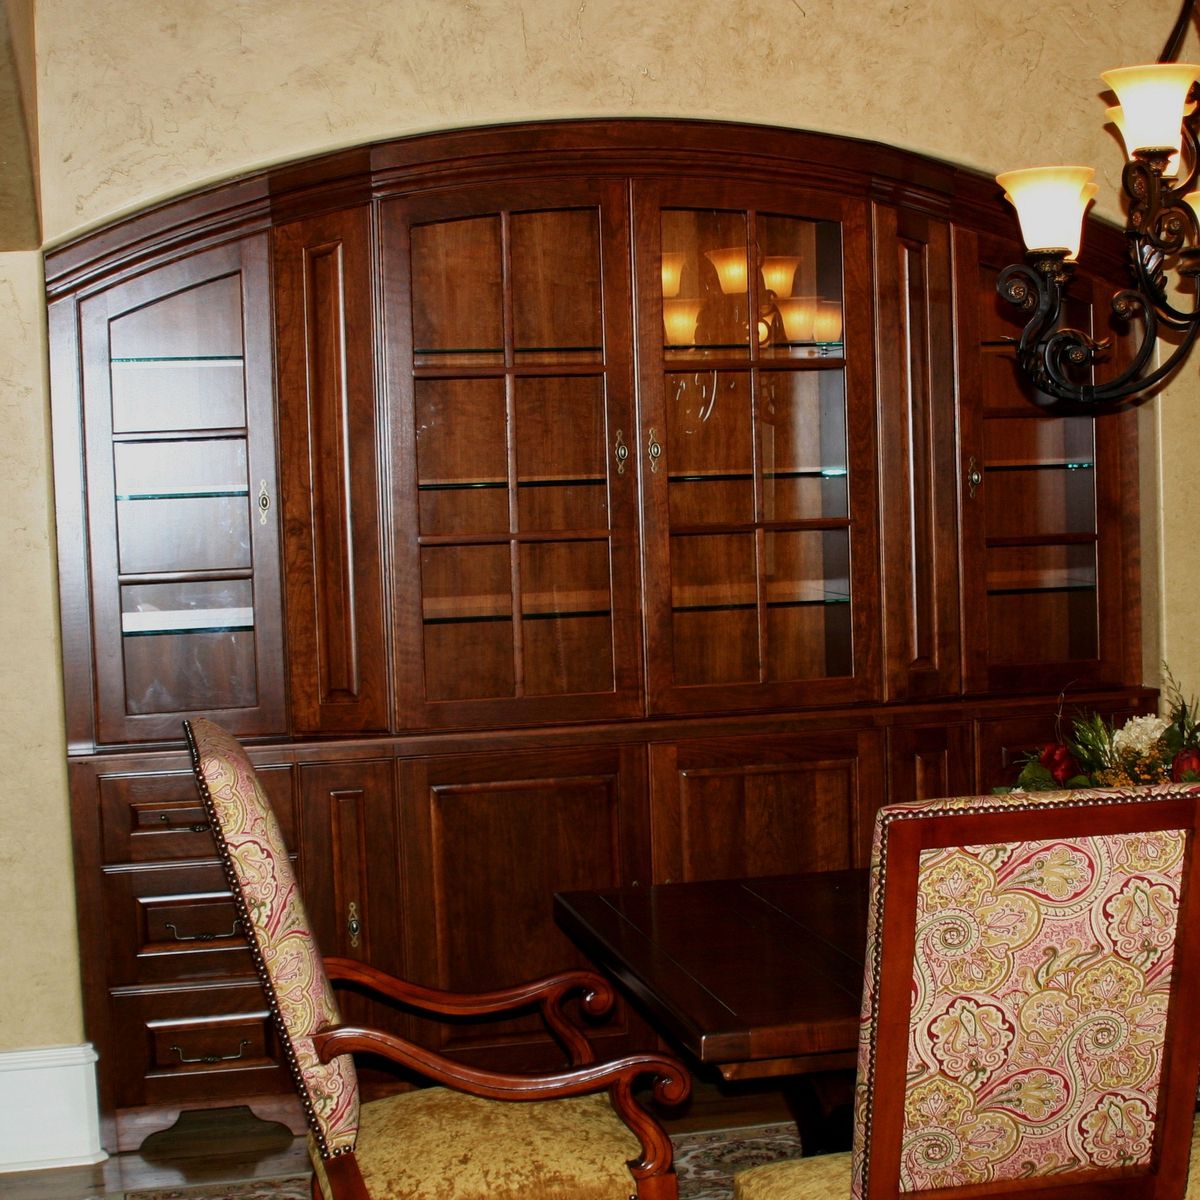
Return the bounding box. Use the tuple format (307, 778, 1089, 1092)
(102, 861, 258, 986)
(110, 982, 289, 1110)
(99, 764, 295, 863)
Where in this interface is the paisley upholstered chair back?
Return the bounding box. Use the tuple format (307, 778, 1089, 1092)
(852, 785, 1200, 1200)
(185, 717, 361, 1158)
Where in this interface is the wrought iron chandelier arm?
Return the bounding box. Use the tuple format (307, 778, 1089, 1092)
(1161, 0, 1198, 63)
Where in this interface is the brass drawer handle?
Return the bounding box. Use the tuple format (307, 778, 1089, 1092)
(157, 812, 210, 834)
(169, 1038, 251, 1065)
(164, 918, 242, 943)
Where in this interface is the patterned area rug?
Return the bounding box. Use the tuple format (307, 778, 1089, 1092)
(123, 1120, 804, 1200)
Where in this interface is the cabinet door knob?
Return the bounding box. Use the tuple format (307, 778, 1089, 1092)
(257, 479, 271, 524)
(614, 429, 629, 476)
(647, 428, 662, 473)
(347, 900, 362, 948)
(966, 456, 983, 500)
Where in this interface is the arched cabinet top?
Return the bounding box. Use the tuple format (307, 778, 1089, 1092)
(43, 118, 1128, 298)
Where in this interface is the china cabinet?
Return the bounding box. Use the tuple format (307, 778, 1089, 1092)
(45, 120, 1154, 1150)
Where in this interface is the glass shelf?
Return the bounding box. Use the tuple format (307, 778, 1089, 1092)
(116, 487, 249, 501)
(122, 607, 255, 635)
(985, 460, 1095, 472)
(112, 356, 244, 366)
(418, 476, 607, 491)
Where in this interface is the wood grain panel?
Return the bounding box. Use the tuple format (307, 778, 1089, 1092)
(650, 728, 887, 881)
(875, 205, 961, 700)
(401, 745, 650, 1066)
(297, 758, 403, 1031)
(275, 207, 389, 733)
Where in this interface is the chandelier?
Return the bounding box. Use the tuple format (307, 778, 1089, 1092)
(996, 0, 1200, 407)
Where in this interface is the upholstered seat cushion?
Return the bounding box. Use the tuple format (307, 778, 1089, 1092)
(732, 1148, 850, 1200)
(311, 1086, 643, 1200)
(733, 1115, 1200, 1200)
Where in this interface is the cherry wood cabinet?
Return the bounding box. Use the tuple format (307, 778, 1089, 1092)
(381, 179, 644, 729)
(274, 207, 390, 735)
(955, 226, 1141, 695)
(52, 237, 285, 748)
(45, 121, 1155, 1149)
(633, 179, 881, 713)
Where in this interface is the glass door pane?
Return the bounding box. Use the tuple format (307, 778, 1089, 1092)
(645, 189, 862, 706)
(82, 239, 284, 741)
(106, 273, 260, 719)
(393, 183, 640, 724)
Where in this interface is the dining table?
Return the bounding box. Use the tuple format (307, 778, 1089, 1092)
(554, 867, 870, 1083)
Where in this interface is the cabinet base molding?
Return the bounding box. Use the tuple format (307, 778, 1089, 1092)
(113, 1093, 307, 1154)
(0, 1043, 107, 1171)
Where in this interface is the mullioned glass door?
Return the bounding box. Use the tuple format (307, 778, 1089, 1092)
(635, 181, 880, 714)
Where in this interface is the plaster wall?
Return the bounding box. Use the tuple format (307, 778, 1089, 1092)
(3, 0, 1196, 1054)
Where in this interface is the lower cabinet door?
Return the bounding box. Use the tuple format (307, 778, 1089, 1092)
(886, 722, 975, 808)
(399, 743, 652, 1069)
(296, 758, 404, 1034)
(650, 726, 887, 880)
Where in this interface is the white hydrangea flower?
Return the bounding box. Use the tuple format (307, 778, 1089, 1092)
(1111, 714, 1169, 762)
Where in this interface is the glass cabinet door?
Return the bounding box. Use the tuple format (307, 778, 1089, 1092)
(956, 227, 1134, 692)
(80, 238, 284, 743)
(383, 181, 642, 728)
(636, 183, 880, 714)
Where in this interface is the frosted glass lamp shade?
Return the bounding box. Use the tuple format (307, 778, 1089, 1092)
(996, 166, 1097, 256)
(661, 252, 686, 298)
(1101, 63, 1200, 156)
(760, 256, 801, 295)
(813, 301, 844, 344)
(776, 296, 817, 342)
(663, 298, 702, 346)
(704, 246, 749, 295)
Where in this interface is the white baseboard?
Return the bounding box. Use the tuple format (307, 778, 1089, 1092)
(0, 1044, 107, 1172)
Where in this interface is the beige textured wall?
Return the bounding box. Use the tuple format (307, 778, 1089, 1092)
(0, 249, 75, 1049)
(4, 0, 1196, 1052)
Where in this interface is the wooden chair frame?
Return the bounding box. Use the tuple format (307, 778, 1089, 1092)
(858, 788, 1200, 1200)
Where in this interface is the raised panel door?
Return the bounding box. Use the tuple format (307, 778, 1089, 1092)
(399, 744, 651, 1069)
(77, 238, 284, 743)
(274, 207, 390, 735)
(635, 181, 881, 715)
(381, 181, 643, 730)
(296, 758, 405, 1034)
(874, 206, 961, 699)
(886, 722, 974, 813)
(649, 727, 887, 881)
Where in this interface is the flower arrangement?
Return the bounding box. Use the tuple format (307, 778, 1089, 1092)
(1013, 672, 1200, 791)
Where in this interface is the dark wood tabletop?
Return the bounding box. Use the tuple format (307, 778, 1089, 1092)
(555, 868, 869, 1081)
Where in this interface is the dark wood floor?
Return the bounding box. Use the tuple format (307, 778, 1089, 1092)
(5, 1076, 797, 1199)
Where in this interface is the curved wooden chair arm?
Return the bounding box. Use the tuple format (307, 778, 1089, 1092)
(312, 1024, 689, 1186)
(323, 956, 614, 1066)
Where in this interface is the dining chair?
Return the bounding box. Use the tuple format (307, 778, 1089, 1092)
(735, 783, 1200, 1200)
(184, 716, 689, 1200)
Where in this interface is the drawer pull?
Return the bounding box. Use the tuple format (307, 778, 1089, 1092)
(169, 1038, 251, 1066)
(157, 813, 211, 834)
(164, 918, 242, 943)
